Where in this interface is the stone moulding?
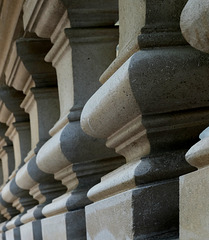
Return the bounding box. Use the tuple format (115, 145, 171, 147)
(23, 0, 66, 38)
(0, 0, 24, 80)
(81, 46, 209, 163)
(81, 58, 142, 139)
(60, 0, 118, 28)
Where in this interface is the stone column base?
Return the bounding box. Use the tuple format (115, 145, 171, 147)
(42, 210, 86, 240)
(19, 220, 41, 240)
(5, 228, 17, 240)
(86, 180, 179, 240)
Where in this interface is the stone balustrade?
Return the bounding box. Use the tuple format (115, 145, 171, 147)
(0, 0, 207, 239)
(81, 0, 209, 239)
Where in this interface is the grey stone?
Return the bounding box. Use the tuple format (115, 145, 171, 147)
(61, 0, 118, 28)
(16, 37, 57, 88)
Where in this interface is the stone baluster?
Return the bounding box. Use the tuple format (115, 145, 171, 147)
(2, 145, 15, 183)
(0, 37, 67, 239)
(16, 36, 67, 205)
(0, 87, 38, 239)
(0, 35, 66, 240)
(0, 86, 30, 171)
(80, 0, 209, 239)
(0, 123, 15, 184)
(39, 26, 122, 215)
(16, 37, 59, 154)
(15, 0, 124, 239)
(38, 22, 123, 240)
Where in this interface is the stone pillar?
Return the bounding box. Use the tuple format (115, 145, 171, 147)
(81, 0, 209, 239)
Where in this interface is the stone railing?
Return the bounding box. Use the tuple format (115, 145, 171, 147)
(0, 0, 208, 239)
(81, 0, 209, 239)
(0, 0, 122, 239)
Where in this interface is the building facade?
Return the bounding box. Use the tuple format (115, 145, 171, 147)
(0, 0, 207, 239)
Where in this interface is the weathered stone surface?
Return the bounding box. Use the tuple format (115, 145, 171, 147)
(5, 228, 15, 240)
(129, 47, 209, 115)
(42, 210, 86, 240)
(20, 221, 33, 240)
(181, 0, 209, 53)
(185, 137, 209, 169)
(81, 1, 208, 240)
(1, 0, 209, 239)
(0, 86, 28, 123)
(61, 0, 118, 28)
(180, 167, 209, 240)
(86, 180, 179, 240)
(138, 0, 187, 49)
(0, 0, 24, 80)
(16, 38, 57, 88)
(23, 0, 65, 38)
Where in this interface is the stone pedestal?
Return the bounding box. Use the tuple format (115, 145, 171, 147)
(87, 180, 179, 240)
(41, 210, 86, 240)
(5, 229, 15, 240)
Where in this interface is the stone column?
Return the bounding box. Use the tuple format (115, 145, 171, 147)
(81, 0, 209, 239)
